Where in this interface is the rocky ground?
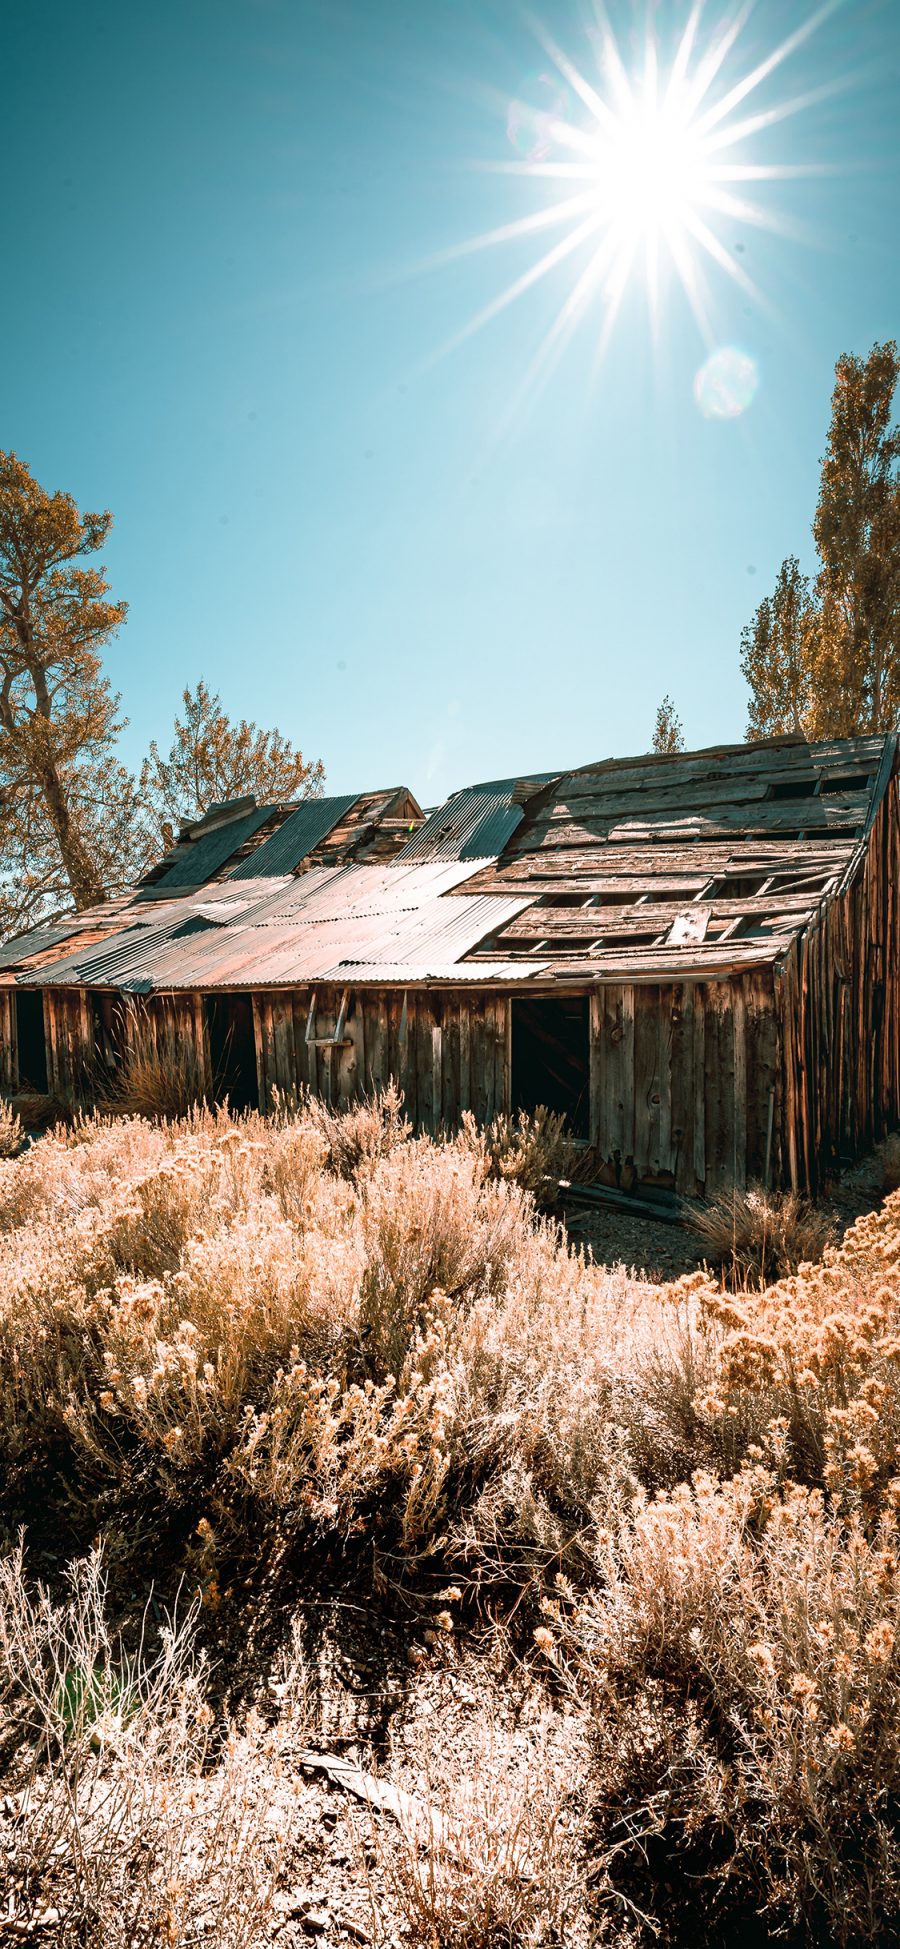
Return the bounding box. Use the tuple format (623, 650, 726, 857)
(560, 1151, 888, 1284)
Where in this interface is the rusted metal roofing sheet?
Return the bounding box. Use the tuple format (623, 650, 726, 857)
(229, 793, 360, 879)
(18, 863, 530, 992)
(396, 775, 558, 862)
(331, 961, 545, 982)
(153, 805, 275, 889)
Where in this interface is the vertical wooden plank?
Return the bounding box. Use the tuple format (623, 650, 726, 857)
(416, 993, 435, 1133)
(632, 988, 660, 1181)
(589, 989, 603, 1150)
(76, 990, 93, 1106)
(706, 982, 736, 1197)
(291, 991, 310, 1095)
(367, 993, 387, 1096)
(257, 997, 275, 1110)
(338, 992, 364, 1107)
(472, 999, 492, 1128)
(443, 998, 460, 1128)
(270, 992, 295, 1097)
(431, 1012, 443, 1129)
(398, 991, 416, 1122)
(668, 983, 693, 1197)
(494, 996, 508, 1118)
(459, 1002, 471, 1115)
(45, 994, 62, 1100)
(732, 980, 747, 1190)
(0, 992, 14, 1093)
(657, 986, 674, 1178)
(692, 985, 706, 1193)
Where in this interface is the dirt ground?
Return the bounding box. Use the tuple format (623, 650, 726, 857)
(559, 1152, 888, 1284)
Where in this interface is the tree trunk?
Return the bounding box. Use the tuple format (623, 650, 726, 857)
(34, 750, 105, 909)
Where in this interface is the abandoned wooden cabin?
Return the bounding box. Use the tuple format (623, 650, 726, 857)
(2, 733, 899, 1196)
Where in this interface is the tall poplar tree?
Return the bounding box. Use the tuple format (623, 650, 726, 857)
(651, 695, 685, 753)
(811, 340, 900, 735)
(741, 342, 900, 740)
(740, 557, 816, 738)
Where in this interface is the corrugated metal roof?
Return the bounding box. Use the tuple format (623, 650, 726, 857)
(396, 775, 558, 862)
(19, 863, 531, 991)
(229, 793, 360, 878)
(329, 962, 545, 982)
(153, 805, 275, 889)
(0, 921, 91, 967)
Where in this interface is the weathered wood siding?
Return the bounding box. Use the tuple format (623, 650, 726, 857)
(0, 991, 16, 1093)
(780, 778, 900, 1193)
(252, 987, 509, 1130)
(44, 989, 93, 1103)
(590, 971, 777, 1197)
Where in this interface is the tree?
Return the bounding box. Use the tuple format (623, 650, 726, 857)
(741, 342, 900, 740)
(139, 681, 324, 851)
(651, 695, 685, 754)
(0, 451, 144, 920)
(810, 340, 900, 735)
(740, 556, 817, 738)
(0, 755, 151, 942)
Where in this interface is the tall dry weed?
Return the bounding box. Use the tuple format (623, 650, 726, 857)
(0, 1541, 299, 1946)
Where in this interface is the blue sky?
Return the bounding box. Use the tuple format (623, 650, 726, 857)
(4, 0, 899, 805)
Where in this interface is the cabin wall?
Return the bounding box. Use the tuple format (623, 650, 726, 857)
(779, 778, 900, 1193)
(43, 989, 93, 1103)
(20, 976, 781, 1200)
(0, 991, 16, 1093)
(590, 971, 779, 1198)
(252, 986, 509, 1130)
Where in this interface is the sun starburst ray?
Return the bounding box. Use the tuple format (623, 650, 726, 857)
(423, 1, 839, 389)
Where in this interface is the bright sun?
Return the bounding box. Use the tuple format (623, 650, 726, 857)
(437, 4, 833, 395)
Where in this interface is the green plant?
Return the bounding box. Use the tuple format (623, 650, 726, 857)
(0, 1543, 299, 1946)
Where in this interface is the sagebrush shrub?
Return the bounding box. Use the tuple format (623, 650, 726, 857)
(692, 1181, 835, 1285)
(0, 1542, 298, 1946)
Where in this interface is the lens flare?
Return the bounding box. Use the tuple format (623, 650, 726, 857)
(430, 4, 837, 398)
(506, 71, 569, 162)
(694, 346, 759, 417)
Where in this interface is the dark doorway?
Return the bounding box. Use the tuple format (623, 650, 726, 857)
(15, 990, 48, 1094)
(510, 995, 590, 1139)
(91, 993, 126, 1086)
(205, 994, 258, 1111)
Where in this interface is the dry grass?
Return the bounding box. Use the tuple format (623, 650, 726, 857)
(100, 1003, 211, 1120)
(0, 1097, 23, 1158)
(0, 1542, 300, 1946)
(370, 1712, 586, 1948)
(692, 1181, 836, 1286)
(1, 1098, 900, 1939)
(462, 1105, 577, 1204)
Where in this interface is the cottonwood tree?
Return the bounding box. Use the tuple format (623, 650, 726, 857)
(651, 694, 685, 754)
(139, 680, 324, 851)
(810, 340, 900, 735)
(742, 342, 900, 739)
(740, 556, 817, 738)
(0, 451, 148, 933)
